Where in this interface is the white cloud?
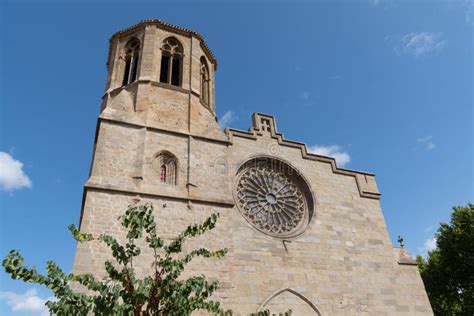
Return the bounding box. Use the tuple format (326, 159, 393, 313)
(0, 152, 32, 192)
(0, 288, 52, 316)
(418, 237, 437, 257)
(417, 136, 436, 151)
(395, 32, 446, 58)
(308, 145, 351, 167)
(218, 110, 236, 129)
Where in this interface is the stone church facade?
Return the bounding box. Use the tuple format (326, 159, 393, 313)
(72, 20, 433, 315)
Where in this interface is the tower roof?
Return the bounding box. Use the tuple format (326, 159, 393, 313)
(107, 19, 217, 70)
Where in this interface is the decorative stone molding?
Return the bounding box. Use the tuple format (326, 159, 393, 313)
(226, 113, 381, 199)
(258, 287, 322, 315)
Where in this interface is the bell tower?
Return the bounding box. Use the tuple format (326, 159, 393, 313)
(102, 19, 223, 139)
(81, 19, 230, 201)
(74, 19, 234, 290)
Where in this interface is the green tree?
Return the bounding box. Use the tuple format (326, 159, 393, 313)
(3, 204, 290, 316)
(417, 203, 474, 315)
(4, 204, 229, 315)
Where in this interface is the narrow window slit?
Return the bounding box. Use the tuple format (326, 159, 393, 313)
(160, 165, 167, 183)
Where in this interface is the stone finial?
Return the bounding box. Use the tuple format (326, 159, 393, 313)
(397, 235, 405, 248)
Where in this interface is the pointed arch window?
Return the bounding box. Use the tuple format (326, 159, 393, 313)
(122, 38, 140, 86)
(200, 57, 210, 107)
(154, 152, 177, 185)
(160, 37, 183, 87)
(258, 288, 322, 315)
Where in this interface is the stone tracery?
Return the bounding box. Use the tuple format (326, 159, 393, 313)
(235, 160, 308, 237)
(159, 37, 183, 86)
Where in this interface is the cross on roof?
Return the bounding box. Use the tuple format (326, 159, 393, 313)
(261, 119, 271, 132)
(397, 235, 405, 248)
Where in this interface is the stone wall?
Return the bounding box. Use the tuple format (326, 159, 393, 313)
(74, 113, 432, 314)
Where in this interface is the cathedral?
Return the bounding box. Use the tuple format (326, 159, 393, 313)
(72, 20, 433, 315)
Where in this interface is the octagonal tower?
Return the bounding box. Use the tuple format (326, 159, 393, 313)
(101, 19, 222, 140)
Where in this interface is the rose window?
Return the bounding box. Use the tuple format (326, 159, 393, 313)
(235, 160, 311, 238)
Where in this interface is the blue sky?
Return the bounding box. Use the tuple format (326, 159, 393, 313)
(1, 0, 473, 314)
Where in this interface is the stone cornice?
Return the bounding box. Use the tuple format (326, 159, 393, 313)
(107, 19, 217, 71)
(104, 79, 191, 97)
(225, 112, 381, 199)
(84, 182, 235, 207)
(78, 182, 235, 230)
(98, 117, 231, 146)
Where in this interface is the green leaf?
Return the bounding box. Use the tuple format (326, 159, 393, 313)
(3, 203, 290, 315)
